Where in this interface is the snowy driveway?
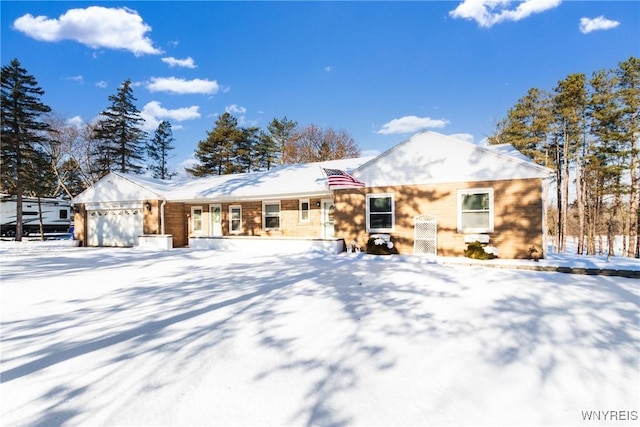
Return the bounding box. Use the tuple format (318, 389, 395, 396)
(1, 245, 639, 426)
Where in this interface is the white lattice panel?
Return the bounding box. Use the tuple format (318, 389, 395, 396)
(414, 214, 437, 255)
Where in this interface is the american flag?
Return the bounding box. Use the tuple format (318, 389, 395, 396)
(323, 168, 365, 188)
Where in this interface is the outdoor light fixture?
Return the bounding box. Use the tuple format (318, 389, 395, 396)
(145, 202, 152, 211)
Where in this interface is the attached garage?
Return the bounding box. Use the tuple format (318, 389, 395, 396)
(87, 205, 143, 247)
(72, 174, 168, 247)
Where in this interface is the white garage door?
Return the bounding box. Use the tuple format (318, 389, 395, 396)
(87, 207, 143, 247)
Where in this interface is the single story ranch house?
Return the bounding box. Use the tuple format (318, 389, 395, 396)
(72, 131, 554, 259)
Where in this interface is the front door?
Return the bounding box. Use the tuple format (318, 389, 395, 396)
(210, 204, 222, 236)
(321, 199, 334, 238)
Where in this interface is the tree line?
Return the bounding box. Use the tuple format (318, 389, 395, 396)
(1, 58, 360, 240)
(488, 56, 639, 258)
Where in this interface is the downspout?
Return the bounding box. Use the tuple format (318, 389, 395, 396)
(160, 198, 167, 235)
(542, 176, 550, 257)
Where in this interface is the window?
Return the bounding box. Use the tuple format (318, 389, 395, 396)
(366, 193, 395, 232)
(191, 207, 203, 232)
(299, 200, 310, 222)
(59, 209, 68, 219)
(229, 206, 242, 234)
(263, 202, 280, 229)
(458, 189, 494, 233)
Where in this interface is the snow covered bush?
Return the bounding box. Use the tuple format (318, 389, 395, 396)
(347, 240, 362, 253)
(464, 241, 496, 260)
(366, 234, 397, 255)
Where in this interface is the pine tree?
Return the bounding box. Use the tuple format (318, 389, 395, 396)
(616, 57, 640, 258)
(1, 58, 53, 241)
(187, 113, 244, 176)
(147, 120, 176, 179)
(236, 126, 260, 173)
(489, 57, 639, 257)
(588, 68, 624, 256)
(552, 73, 587, 253)
(92, 79, 147, 176)
(488, 88, 552, 167)
(264, 117, 297, 168)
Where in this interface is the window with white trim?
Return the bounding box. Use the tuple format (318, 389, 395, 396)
(191, 206, 203, 233)
(366, 193, 395, 232)
(299, 199, 310, 222)
(263, 201, 280, 230)
(458, 188, 494, 233)
(229, 205, 242, 234)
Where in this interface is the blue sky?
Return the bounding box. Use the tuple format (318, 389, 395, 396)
(2, 1, 639, 173)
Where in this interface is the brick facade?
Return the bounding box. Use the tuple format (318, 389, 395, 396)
(76, 179, 545, 258)
(170, 198, 328, 241)
(333, 178, 544, 259)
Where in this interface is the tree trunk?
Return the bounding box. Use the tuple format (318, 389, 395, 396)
(628, 138, 638, 257)
(37, 197, 45, 241)
(575, 157, 585, 254)
(561, 124, 570, 253)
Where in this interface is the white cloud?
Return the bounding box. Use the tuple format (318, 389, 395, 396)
(12, 6, 162, 56)
(146, 77, 220, 94)
(223, 105, 257, 127)
(95, 80, 108, 88)
(66, 116, 85, 129)
(449, 0, 562, 28)
(377, 115, 449, 135)
(225, 104, 247, 115)
(140, 101, 201, 131)
(161, 56, 197, 68)
(324, 66, 334, 73)
(63, 75, 84, 84)
(579, 16, 620, 34)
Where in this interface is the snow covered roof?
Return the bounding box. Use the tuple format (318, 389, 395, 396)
(352, 131, 553, 187)
(72, 131, 551, 205)
(165, 157, 374, 202)
(73, 157, 373, 205)
(72, 172, 177, 205)
(486, 143, 538, 164)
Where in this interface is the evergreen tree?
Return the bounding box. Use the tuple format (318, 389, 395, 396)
(92, 79, 147, 176)
(588, 68, 625, 256)
(147, 120, 176, 179)
(616, 57, 640, 257)
(488, 57, 639, 257)
(0, 58, 53, 241)
(59, 158, 87, 197)
(187, 112, 244, 176)
(264, 117, 297, 168)
(488, 88, 553, 167)
(552, 73, 587, 253)
(236, 126, 260, 173)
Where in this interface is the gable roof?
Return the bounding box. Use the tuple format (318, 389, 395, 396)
(165, 157, 373, 202)
(72, 157, 373, 205)
(352, 131, 553, 187)
(72, 131, 551, 205)
(72, 172, 175, 205)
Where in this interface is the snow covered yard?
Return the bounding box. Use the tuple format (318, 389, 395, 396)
(1, 242, 639, 426)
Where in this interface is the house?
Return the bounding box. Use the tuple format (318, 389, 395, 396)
(72, 131, 553, 258)
(72, 157, 372, 251)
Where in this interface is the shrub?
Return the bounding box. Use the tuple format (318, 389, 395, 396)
(366, 235, 397, 255)
(464, 241, 496, 260)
